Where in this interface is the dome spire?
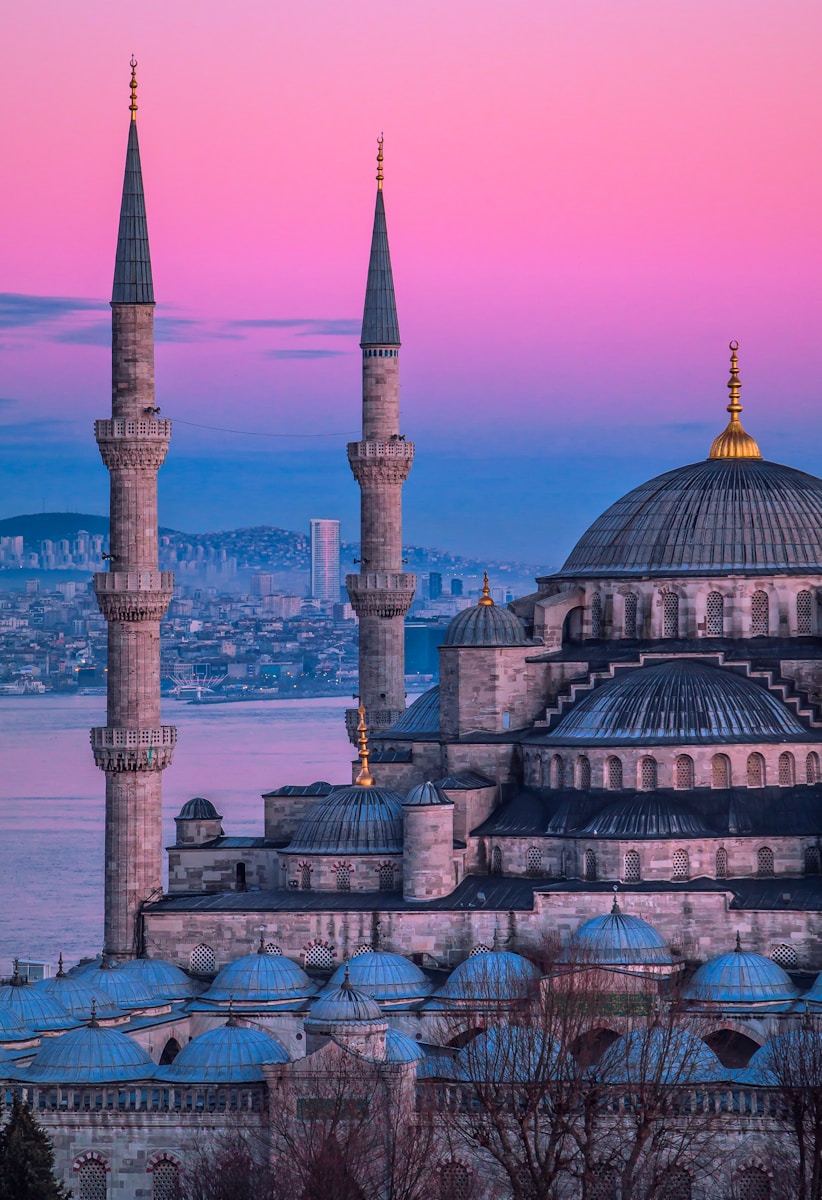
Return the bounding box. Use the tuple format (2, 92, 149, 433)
(708, 341, 762, 460)
(478, 572, 494, 607)
(355, 702, 375, 786)
(376, 133, 384, 190)
(129, 55, 138, 121)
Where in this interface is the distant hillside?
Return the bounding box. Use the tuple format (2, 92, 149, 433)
(0, 513, 111, 548)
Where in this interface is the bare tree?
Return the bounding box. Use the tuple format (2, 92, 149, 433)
(178, 1117, 272, 1200)
(750, 1019, 822, 1200)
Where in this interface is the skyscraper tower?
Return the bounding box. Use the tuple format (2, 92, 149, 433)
(345, 140, 416, 740)
(310, 518, 341, 603)
(91, 61, 175, 961)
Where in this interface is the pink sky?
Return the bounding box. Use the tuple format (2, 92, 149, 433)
(1, 1, 821, 561)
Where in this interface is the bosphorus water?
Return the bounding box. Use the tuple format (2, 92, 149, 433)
(0, 694, 356, 975)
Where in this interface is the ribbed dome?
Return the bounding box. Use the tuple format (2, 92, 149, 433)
(549, 659, 804, 743)
(438, 950, 541, 1004)
(456, 1027, 561, 1083)
(0, 983, 78, 1032)
(558, 457, 822, 578)
(443, 602, 525, 647)
(285, 784, 404, 855)
(403, 782, 452, 808)
(24, 1024, 156, 1084)
(385, 1028, 424, 1062)
(745, 1032, 806, 1084)
(34, 974, 126, 1021)
(326, 952, 432, 1002)
(116, 957, 197, 1001)
(683, 944, 799, 1006)
(0, 1004, 35, 1042)
(599, 1028, 725, 1084)
(578, 795, 711, 838)
(388, 686, 440, 735)
(802, 972, 822, 1006)
(177, 796, 221, 820)
(569, 904, 673, 966)
(158, 1021, 288, 1083)
(204, 950, 316, 1004)
(307, 978, 384, 1027)
(79, 964, 158, 1011)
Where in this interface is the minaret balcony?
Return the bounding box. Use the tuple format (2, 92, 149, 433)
(347, 440, 414, 485)
(94, 571, 174, 622)
(91, 726, 177, 772)
(346, 572, 416, 619)
(95, 418, 171, 471)
(345, 706, 404, 739)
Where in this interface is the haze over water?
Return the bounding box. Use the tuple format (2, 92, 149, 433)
(0, 695, 355, 976)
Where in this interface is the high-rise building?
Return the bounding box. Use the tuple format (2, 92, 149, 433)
(428, 572, 443, 600)
(310, 519, 340, 603)
(250, 572, 275, 597)
(450, 577, 463, 596)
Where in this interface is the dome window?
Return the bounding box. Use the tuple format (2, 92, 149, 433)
(624, 849, 641, 882)
(747, 753, 766, 788)
(526, 846, 542, 876)
(736, 1166, 772, 1200)
(757, 846, 775, 877)
(663, 591, 679, 638)
(751, 590, 770, 636)
(712, 754, 731, 789)
(378, 863, 395, 891)
(674, 754, 694, 790)
(576, 755, 591, 789)
(805, 846, 821, 875)
(706, 591, 724, 636)
(550, 755, 565, 789)
(606, 756, 623, 790)
(639, 756, 658, 791)
(189, 943, 216, 973)
(771, 944, 798, 969)
(584, 849, 598, 882)
(798, 590, 814, 634)
(623, 592, 638, 638)
(672, 849, 690, 881)
(590, 592, 603, 638)
(778, 752, 795, 787)
(807, 752, 821, 784)
(336, 864, 352, 892)
(716, 847, 728, 878)
(491, 846, 503, 875)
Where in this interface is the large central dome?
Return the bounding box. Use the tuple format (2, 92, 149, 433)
(557, 458, 822, 578)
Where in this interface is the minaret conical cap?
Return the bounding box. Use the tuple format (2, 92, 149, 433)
(112, 60, 154, 305)
(361, 139, 400, 347)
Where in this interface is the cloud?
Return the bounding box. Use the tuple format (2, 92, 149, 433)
(229, 317, 359, 337)
(266, 349, 345, 360)
(0, 293, 104, 329)
(51, 313, 244, 346)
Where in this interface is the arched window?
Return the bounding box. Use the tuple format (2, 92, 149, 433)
(771, 944, 798, 969)
(663, 591, 679, 638)
(751, 590, 769, 635)
(189, 943, 215, 973)
(304, 941, 335, 970)
(576, 755, 591, 789)
(235, 862, 246, 890)
(624, 592, 638, 638)
(658, 1166, 692, 1200)
(672, 848, 690, 880)
(584, 849, 598, 882)
(150, 1160, 181, 1200)
(590, 592, 603, 638)
(589, 1166, 618, 1200)
(606, 755, 623, 790)
(491, 846, 503, 874)
(706, 591, 724, 636)
(639, 756, 658, 790)
(300, 862, 312, 890)
(336, 864, 351, 891)
(159, 1036, 181, 1065)
(674, 754, 694, 790)
(624, 849, 641, 882)
(75, 1157, 108, 1200)
(807, 752, 821, 784)
(526, 846, 542, 876)
(469, 943, 492, 957)
(265, 943, 283, 955)
(747, 752, 766, 788)
(712, 753, 731, 789)
(440, 1162, 472, 1200)
(550, 754, 565, 789)
(805, 846, 821, 875)
(798, 590, 813, 634)
(778, 752, 795, 787)
(736, 1167, 771, 1200)
(716, 847, 728, 878)
(352, 943, 373, 957)
(757, 846, 775, 877)
(378, 863, 395, 890)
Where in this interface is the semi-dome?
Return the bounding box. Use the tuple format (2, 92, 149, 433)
(34, 971, 126, 1022)
(158, 1020, 288, 1083)
(284, 783, 404, 855)
(548, 659, 805, 743)
(577, 795, 712, 839)
(0, 977, 78, 1033)
(79, 963, 158, 1011)
(307, 976, 384, 1027)
(683, 938, 799, 1007)
(557, 457, 822, 578)
(23, 1023, 156, 1084)
(443, 580, 525, 647)
(177, 796, 222, 821)
(385, 1028, 425, 1063)
(403, 782, 452, 808)
(438, 949, 541, 1004)
(802, 971, 822, 1007)
(204, 946, 316, 1004)
(116, 956, 198, 1001)
(598, 1028, 725, 1085)
(568, 902, 673, 966)
(326, 951, 432, 1002)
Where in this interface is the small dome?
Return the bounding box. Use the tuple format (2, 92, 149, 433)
(569, 903, 673, 966)
(438, 950, 541, 1004)
(306, 977, 384, 1028)
(0, 1004, 35, 1043)
(599, 1028, 725, 1085)
(326, 952, 432, 1002)
(0, 981, 78, 1033)
(683, 940, 799, 1006)
(24, 1024, 156, 1084)
(116, 957, 197, 1001)
(403, 782, 452, 808)
(285, 784, 404, 855)
(443, 596, 525, 648)
(384, 1029, 425, 1063)
(177, 796, 222, 820)
(158, 1020, 289, 1083)
(456, 1026, 561, 1083)
(387, 686, 440, 735)
(34, 973, 126, 1022)
(548, 659, 804, 743)
(802, 972, 822, 1007)
(204, 949, 316, 1004)
(745, 1032, 807, 1084)
(577, 795, 711, 839)
(79, 964, 158, 1011)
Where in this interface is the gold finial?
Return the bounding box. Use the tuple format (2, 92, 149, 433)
(355, 702, 375, 786)
(376, 134, 384, 191)
(708, 340, 762, 460)
(478, 572, 494, 607)
(129, 56, 138, 121)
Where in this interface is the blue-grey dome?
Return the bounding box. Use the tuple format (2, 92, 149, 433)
(744, 1032, 810, 1084)
(0, 1004, 36, 1043)
(0, 1044, 19, 1076)
(177, 796, 222, 820)
(403, 782, 452, 808)
(0, 982, 78, 1033)
(802, 972, 822, 1006)
(683, 945, 799, 1007)
(438, 950, 541, 1004)
(285, 783, 404, 855)
(78, 964, 158, 1011)
(577, 795, 711, 838)
(456, 1027, 563, 1083)
(569, 904, 673, 966)
(23, 1024, 156, 1084)
(443, 600, 525, 647)
(204, 950, 316, 1004)
(326, 952, 432, 1002)
(307, 979, 384, 1027)
(116, 957, 197, 1001)
(34, 974, 126, 1022)
(387, 686, 440, 736)
(598, 1028, 725, 1084)
(557, 457, 822, 578)
(548, 659, 804, 744)
(158, 1021, 288, 1083)
(385, 1029, 425, 1062)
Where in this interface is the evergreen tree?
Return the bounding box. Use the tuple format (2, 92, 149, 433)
(0, 1098, 71, 1200)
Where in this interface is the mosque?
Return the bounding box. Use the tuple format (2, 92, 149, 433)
(4, 64, 822, 1200)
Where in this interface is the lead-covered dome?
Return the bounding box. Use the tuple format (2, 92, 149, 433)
(177, 796, 222, 820)
(116, 956, 198, 1002)
(548, 659, 804, 743)
(158, 1020, 289, 1083)
(203, 948, 316, 1004)
(568, 902, 673, 966)
(326, 951, 432, 1002)
(23, 1024, 156, 1084)
(578, 796, 712, 839)
(598, 1028, 725, 1084)
(438, 949, 541, 1004)
(0, 980, 78, 1033)
(285, 783, 404, 855)
(683, 940, 799, 1008)
(557, 457, 822, 578)
(443, 596, 525, 647)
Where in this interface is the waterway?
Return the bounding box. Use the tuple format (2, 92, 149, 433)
(0, 694, 356, 975)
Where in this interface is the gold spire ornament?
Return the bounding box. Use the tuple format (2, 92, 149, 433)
(355, 702, 375, 786)
(129, 56, 138, 121)
(376, 134, 384, 190)
(708, 341, 762, 460)
(478, 571, 494, 606)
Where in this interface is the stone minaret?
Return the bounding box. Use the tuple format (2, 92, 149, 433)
(345, 139, 416, 740)
(91, 60, 175, 961)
